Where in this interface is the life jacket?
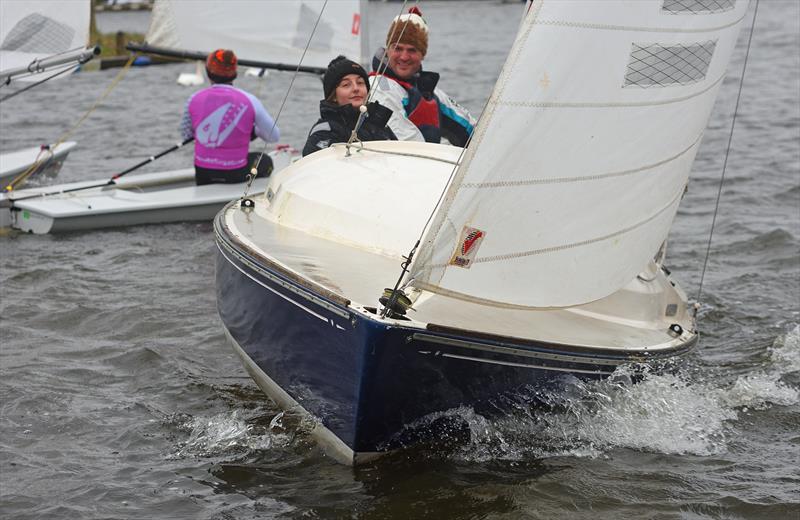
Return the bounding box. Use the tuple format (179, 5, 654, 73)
(188, 85, 255, 170)
(371, 72, 443, 143)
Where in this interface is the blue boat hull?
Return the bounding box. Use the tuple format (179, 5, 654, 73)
(214, 219, 693, 462)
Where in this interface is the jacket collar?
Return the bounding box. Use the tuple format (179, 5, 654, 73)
(319, 100, 360, 125)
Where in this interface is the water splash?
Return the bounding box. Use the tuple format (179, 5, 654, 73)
(718, 324, 800, 410)
(168, 410, 291, 458)
(398, 325, 800, 462)
(768, 323, 800, 374)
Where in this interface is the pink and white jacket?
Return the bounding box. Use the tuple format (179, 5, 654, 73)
(181, 84, 280, 170)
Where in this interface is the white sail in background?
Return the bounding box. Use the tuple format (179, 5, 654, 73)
(408, 0, 750, 308)
(0, 0, 91, 80)
(147, 0, 369, 69)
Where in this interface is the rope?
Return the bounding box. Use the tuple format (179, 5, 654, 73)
(696, 0, 760, 303)
(241, 1, 329, 200)
(337, 142, 461, 165)
(5, 54, 138, 192)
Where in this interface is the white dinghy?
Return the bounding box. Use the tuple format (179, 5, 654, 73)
(215, 0, 751, 463)
(2, 148, 297, 233)
(0, 142, 77, 190)
(1, 1, 94, 191)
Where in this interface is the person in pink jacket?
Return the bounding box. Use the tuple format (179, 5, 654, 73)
(180, 49, 280, 185)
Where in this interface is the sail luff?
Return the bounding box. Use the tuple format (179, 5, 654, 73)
(407, 1, 542, 292)
(407, 0, 750, 309)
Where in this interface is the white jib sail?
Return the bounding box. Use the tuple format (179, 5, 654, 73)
(408, 0, 750, 308)
(0, 0, 91, 80)
(146, 0, 368, 69)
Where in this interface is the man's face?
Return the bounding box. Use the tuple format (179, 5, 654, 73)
(387, 43, 423, 80)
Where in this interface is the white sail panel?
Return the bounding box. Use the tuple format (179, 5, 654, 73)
(0, 0, 90, 79)
(147, 0, 367, 69)
(408, 0, 750, 308)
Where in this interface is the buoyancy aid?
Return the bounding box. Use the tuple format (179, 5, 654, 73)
(188, 85, 255, 170)
(370, 68, 471, 146)
(403, 82, 442, 143)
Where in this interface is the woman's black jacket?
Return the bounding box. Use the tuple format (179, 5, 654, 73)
(302, 100, 396, 156)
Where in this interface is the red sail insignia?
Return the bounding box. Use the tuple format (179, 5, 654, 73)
(449, 226, 486, 269)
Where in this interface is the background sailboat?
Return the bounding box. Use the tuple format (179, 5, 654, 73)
(214, 0, 752, 463)
(0, 0, 97, 85)
(0, 0, 94, 190)
(136, 0, 369, 80)
(1, 0, 367, 233)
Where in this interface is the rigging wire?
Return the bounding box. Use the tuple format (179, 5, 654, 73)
(0, 65, 76, 102)
(377, 1, 490, 316)
(241, 0, 329, 200)
(696, 0, 760, 304)
(5, 54, 138, 191)
(345, 0, 413, 151)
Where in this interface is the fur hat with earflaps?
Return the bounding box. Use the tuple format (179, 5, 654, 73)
(385, 6, 429, 57)
(206, 49, 237, 83)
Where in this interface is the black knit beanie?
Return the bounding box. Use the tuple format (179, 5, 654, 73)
(323, 56, 370, 100)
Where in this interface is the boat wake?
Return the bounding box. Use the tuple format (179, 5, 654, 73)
(390, 325, 800, 463)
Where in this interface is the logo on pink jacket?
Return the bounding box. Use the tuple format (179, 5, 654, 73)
(189, 87, 255, 170)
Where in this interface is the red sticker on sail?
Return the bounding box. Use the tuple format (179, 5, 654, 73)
(449, 226, 485, 269)
(352, 14, 361, 35)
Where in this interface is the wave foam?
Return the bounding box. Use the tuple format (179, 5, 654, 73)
(397, 325, 800, 462)
(168, 410, 290, 458)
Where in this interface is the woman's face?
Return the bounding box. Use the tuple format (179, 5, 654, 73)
(335, 74, 367, 108)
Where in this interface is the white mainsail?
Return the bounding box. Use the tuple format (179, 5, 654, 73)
(407, 0, 750, 309)
(146, 0, 369, 69)
(0, 0, 91, 81)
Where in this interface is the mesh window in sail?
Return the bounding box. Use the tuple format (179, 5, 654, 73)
(624, 41, 717, 87)
(0, 13, 75, 54)
(661, 0, 737, 14)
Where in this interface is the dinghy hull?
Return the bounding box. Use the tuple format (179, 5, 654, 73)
(215, 213, 695, 463)
(2, 148, 297, 234)
(0, 141, 77, 190)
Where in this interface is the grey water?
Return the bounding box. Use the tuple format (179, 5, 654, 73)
(1, 2, 798, 519)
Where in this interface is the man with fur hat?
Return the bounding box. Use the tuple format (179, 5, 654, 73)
(370, 7, 475, 146)
(180, 49, 281, 185)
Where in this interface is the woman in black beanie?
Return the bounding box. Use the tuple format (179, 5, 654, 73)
(302, 56, 396, 156)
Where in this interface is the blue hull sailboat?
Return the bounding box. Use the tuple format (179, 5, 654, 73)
(215, 1, 750, 463)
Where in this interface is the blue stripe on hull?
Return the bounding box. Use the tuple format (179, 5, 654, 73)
(215, 232, 689, 458)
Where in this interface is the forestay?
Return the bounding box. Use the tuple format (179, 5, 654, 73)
(0, 0, 91, 80)
(146, 0, 369, 69)
(407, 0, 750, 308)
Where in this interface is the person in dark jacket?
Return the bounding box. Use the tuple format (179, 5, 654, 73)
(302, 56, 396, 157)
